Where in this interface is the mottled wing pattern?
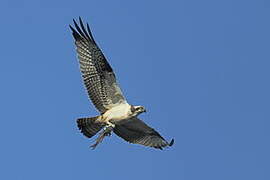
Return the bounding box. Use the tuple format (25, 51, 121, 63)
(113, 117, 174, 149)
(70, 18, 126, 113)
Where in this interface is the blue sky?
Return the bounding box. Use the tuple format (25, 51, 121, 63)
(0, 0, 269, 179)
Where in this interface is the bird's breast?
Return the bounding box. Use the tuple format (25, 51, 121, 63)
(102, 103, 132, 122)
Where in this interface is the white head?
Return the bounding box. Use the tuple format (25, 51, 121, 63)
(130, 105, 146, 116)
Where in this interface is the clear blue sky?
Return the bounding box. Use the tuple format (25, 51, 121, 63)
(0, 0, 269, 179)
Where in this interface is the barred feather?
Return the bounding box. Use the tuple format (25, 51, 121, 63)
(70, 18, 126, 113)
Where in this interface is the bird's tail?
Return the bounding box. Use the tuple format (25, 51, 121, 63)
(77, 116, 103, 138)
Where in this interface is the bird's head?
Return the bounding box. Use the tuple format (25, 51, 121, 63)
(131, 105, 146, 116)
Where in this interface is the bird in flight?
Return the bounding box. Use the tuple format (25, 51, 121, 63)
(69, 17, 174, 150)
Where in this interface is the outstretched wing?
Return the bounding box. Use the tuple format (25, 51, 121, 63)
(70, 18, 127, 113)
(113, 117, 174, 149)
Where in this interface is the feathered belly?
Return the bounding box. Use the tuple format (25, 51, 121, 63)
(102, 104, 131, 123)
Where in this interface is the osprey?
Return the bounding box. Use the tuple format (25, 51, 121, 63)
(70, 18, 174, 149)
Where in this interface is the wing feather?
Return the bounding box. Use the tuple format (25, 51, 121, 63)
(70, 18, 126, 113)
(113, 117, 174, 150)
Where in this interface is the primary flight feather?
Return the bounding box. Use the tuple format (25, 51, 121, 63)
(70, 17, 174, 150)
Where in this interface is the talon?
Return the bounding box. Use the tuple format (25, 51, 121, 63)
(103, 125, 114, 135)
(106, 121, 115, 128)
(105, 131, 111, 136)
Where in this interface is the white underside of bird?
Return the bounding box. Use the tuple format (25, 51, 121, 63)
(96, 103, 136, 127)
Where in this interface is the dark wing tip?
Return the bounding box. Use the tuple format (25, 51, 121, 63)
(86, 22, 97, 45)
(70, 17, 96, 44)
(70, 18, 87, 41)
(69, 24, 82, 41)
(169, 138, 174, 146)
(154, 138, 174, 150)
(155, 138, 174, 150)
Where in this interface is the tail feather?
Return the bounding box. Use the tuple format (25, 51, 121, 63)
(77, 117, 103, 138)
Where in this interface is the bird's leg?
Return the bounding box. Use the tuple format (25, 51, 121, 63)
(90, 122, 115, 149)
(90, 131, 106, 149)
(103, 121, 115, 136)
